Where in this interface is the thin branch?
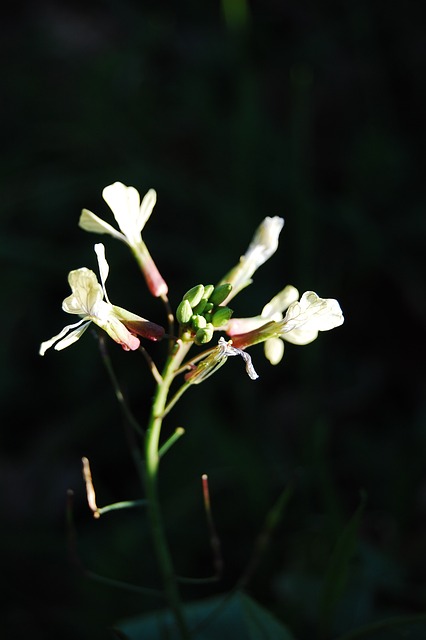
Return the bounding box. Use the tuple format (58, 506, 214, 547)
(97, 334, 144, 437)
(97, 499, 147, 516)
(161, 293, 176, 353)
(202, 474, 223, 580)
(158, 427, 185, 458)
(138, 343, 163, 384)
(176, 474, 223, 585)
(82, 456, 100, 519)
(162, 382, 192, 418)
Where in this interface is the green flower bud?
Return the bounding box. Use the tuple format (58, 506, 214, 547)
(195, 323, 214, 345)
(192, 298, 208, 314)
(183, 284, 205, 307)
(203, 284, 215, 299)
(211, 306, 233, 327)
(191, 314, 207, 330)
(210, 283, 232, 306)
(204, 302, 214, 313)
(176, 299, 192, 325)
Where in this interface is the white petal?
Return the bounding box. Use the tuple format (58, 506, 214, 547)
(220, 216, 284, 302)
(79, 209, 126, 243)
(245, 216, 284, 272)
(261, 285, 299, 318)
(282, 327, 319, 345)
(102, 182, 141, 245)
(94, 243, 110, 304)
(63, 268, 103, 315)
(281, 291, 344, 334)
(39, 319, 90, 355)
(138, 189, 157, 230)
(264, 337, 285, 364)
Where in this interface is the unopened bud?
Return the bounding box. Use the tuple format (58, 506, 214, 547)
(183, 284, 205, 307)
(176, 299, 193, 325)
(211, 306, 233, 327)
(191, 314, 207, 330)
(192, 298, 208, 314)
(203, 284, 215, 299)
(210, 283, 232, 306)
(195, 323, 214, 345)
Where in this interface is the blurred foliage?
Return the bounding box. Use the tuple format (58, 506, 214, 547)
(1, 1, 425, 639)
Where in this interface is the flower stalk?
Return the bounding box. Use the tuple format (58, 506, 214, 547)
(143, 339, 193, 639)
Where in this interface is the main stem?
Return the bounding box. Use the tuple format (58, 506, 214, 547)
(144, 340, 192, 639)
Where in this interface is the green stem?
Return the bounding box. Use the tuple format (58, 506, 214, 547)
(144, 339, 193, 640)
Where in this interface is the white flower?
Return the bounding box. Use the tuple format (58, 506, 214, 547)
(39, 243, 164, 356)
(79, 182, 168, 297)
(228, 289, 344, 364)
(218, 216, 284, 303)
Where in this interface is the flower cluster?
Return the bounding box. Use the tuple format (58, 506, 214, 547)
(40, 181, 344, 383)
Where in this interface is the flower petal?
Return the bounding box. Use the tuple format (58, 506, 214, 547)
(79, 208, 126, 243)
(261, 285, 299, 318)
(94, 243, 111, 304)
(138, 188, 157, 230)
(39, 319, 90, 355)
(219, 216, 284, 302)
(102, 182, 141, 246)
(281, 291, 344, 334)
(264, 337, 285, 365)
(62, 268, 103, 315)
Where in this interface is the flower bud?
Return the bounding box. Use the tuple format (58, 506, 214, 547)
(203, 284, 215, 299)
(195, 323, 214, 344)
(183, 284, 205, 307)
(191, 314, 207, 330)
(192, 298, 208, 314)
(210, 283, 232, 306)
(176, 299, 193, 325)
(211, 306, 233, 327)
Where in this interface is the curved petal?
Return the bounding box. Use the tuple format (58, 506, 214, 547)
(94, 243, 110, 304)
(281, 291, 344, 334)
(219, 216, 284, 302)
(261, 285, 299, 318)
(282, 326, 319, 345)
(138, 189, 157, 230)
(264, 337, 285, 365)
(39, 319, 90, 355)
(79, 209, 126, 243)
(63, 268, 103, 315)
(102, 182, 141, 246)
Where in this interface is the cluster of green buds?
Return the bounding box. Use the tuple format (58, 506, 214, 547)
(176, 283, 233, 344)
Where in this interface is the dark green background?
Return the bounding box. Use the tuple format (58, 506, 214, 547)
(2, 1, 425, 638)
